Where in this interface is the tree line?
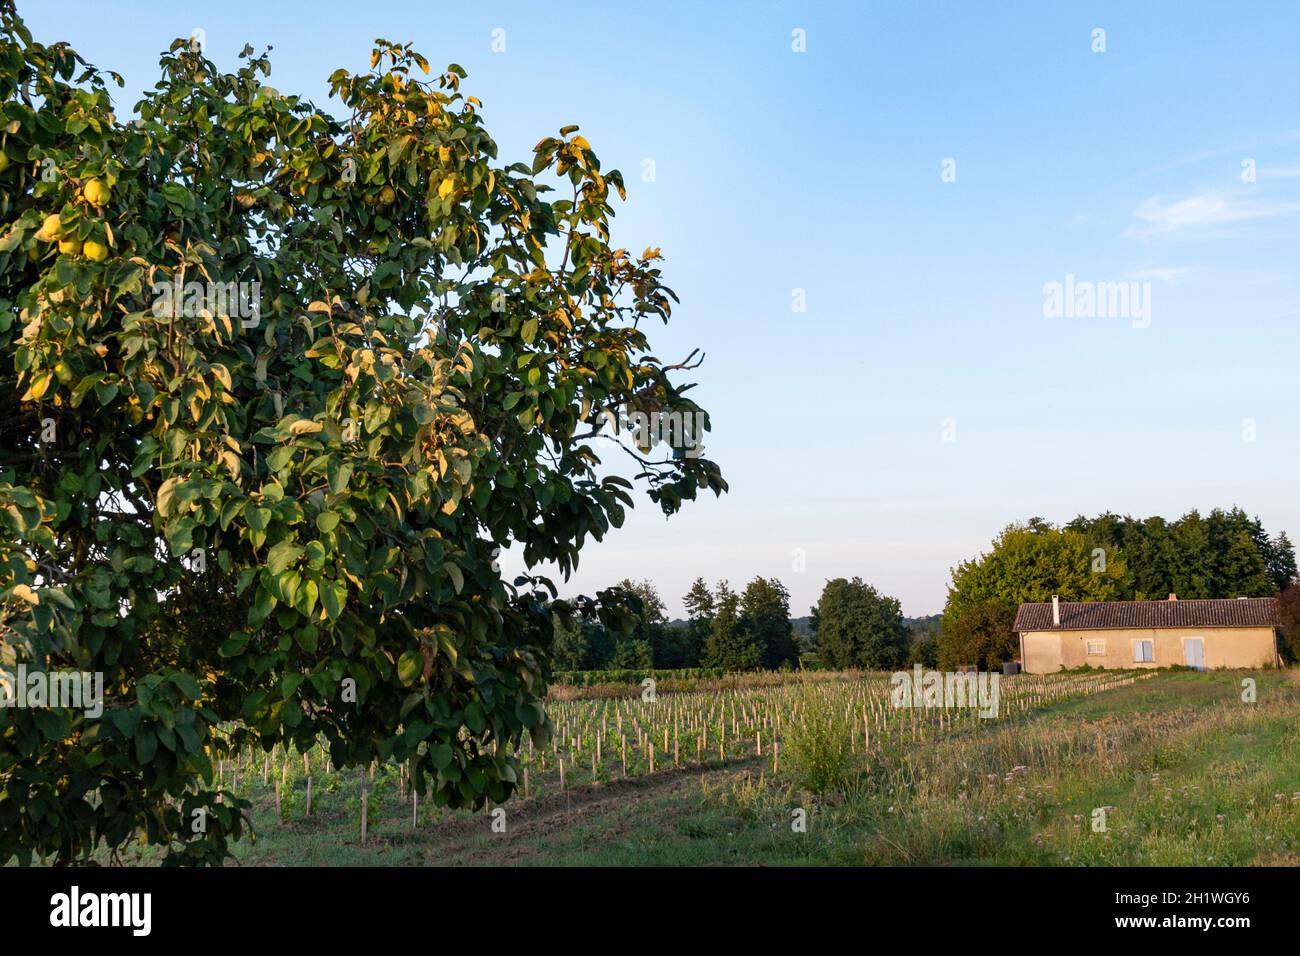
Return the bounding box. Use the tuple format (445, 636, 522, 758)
(552, 577, 802, 671)
(940, 508, 1296, 668)
(557, 507, 1298, 673)
(551, 575, 928, 672)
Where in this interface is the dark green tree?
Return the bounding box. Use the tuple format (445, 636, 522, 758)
(814, 577, 908, 670)
(1265, 530, 1298, 590)
(1258, 527, 1298, 591)
(610, 638, 653, 670)
(583, 620, 617, 669)
(905, 615, 942, 668)
(615, 578, 674, 665)
(740, 576, 797, 669)
(1066, 508, 1290, 599)
(907, 632, 940, 668)
(551, 614, 589, 671)
(701, 581, 761, 671)
(937, 601, 1016, 670)
(681, 576, 714, 666)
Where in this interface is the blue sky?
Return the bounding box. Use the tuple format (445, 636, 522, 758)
(27, 1, 1300, 617)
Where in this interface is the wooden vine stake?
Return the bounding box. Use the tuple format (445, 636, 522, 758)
(360, 777, 369, 845)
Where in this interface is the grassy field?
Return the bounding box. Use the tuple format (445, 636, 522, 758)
(191, 668, 1300, 867)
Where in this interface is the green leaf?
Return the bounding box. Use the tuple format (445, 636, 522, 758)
(167, 516, 194, 555)
(295, 626, 319, 653)
(135, 727, 157, 763)
(266, 445, 295, 473)
(430, 742, 453, 770)
(404, 719, 433, 743)
(464, 700, 486, 734)
(320, 580, 346, 621)
(251, 586, 276, 623)
(363, 402, 390, 435)
(298, 578, 319, 617)
(397, 650, 422, 687)
(110, 706, 141, 738)
(219, 632, 250, 657)
(278, 570, 301, 608)
(304, 540, 326, 570)
(267, 539, 304, 575)
(329, 461, 353, 495)
(176, 723, 201, 753)
(171, 672, 201, 699)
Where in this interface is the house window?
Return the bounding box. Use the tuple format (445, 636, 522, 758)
(1086, 640, 1106, 656)
(1133, 640, 1154, 663)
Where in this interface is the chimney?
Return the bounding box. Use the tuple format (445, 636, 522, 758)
(1168, 593, 1177, 601)
(1051, 595, 1060, 626)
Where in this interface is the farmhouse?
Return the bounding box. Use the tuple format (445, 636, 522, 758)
(1014, 595, 1280, 673)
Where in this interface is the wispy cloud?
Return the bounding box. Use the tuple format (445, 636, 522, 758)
(1134, 131, 1300, 178)
(1124, 190, 1300, 238)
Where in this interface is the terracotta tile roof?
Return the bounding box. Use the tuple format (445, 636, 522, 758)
(1014, 597, 1278, 632)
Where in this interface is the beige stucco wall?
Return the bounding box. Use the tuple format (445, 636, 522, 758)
(1021, 626, 1278, 673)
